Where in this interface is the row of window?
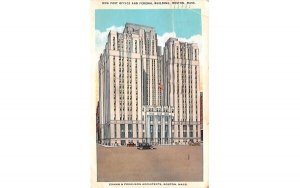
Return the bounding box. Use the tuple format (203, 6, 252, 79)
(175, 65, 199, 121)
(151, 59, 156, 105)
(149, 124, 169, 139)
(135, 59, 139, 120)
(177, 125, 198, 138)
(175, 46, 198, 60)
(119, 124, 145, 139)
(148, 115, 169, 122)
(146, 60, 150, 105)
(111, 56, 141, 120)
(113, 36, 199, 60)
(111, 124, 200, 139)
(112, 36, 156, 55)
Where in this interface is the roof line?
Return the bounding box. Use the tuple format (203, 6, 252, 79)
(125, 22, 155, 29)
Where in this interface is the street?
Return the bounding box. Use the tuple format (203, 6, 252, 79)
(97, 145, 203, 182)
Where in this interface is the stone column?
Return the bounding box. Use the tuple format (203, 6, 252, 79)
(187, 124, 190, 142)
(133, 123, 137, 139)
(168, 120, 172, 144)
(142, 124, 145, 142)
(125, 123, 128, 144)
(174, 123, 178, 143)
(154, 119, 158, 144)
(110, 124, 114, 146)
(180, 124, 183, 144)
(116, 124, 120, 145)
(161, 117, 165, 144)
(193, 124, 197, 142)
(139, 124, 143, 142)
(110, 124, 115, 139)
(146, 116, 150, 143)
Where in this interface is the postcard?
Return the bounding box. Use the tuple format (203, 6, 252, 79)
(91, 0, 208, 187)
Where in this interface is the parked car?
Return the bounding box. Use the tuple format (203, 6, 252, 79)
(188, 140, 194, 146)
(127, 141, 136, 147)
(137, 143, 154, 150)
(188, 140, 201, 146)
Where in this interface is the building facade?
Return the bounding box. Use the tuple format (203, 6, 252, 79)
(98, 23, 202, 146)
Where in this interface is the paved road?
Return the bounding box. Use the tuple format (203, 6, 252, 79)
(97, 145, 203, 182)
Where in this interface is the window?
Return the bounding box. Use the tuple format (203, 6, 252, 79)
(189, 125, 193, 137)
(136, 124, 139, 138)
(114, 124, 117, 138)
(158, 125, 161, 138)
(165, 125, 168, 138)
(128, 124, 133, 138)
(112, 37, 115, 50)
(150, 125, 153, 141)
(152, 40, 154, 55)
(141, 40, 143, 54)
(135, 40, 137, 53)
(121, 124, 125, 138)
(128, 40, 131, 52)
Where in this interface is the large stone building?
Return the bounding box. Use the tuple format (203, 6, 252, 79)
(98, 23, 202, 146)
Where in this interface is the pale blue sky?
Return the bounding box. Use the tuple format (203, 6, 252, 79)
(95, 9, 201, 38)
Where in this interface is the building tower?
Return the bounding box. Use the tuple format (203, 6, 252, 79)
(163, 38, 201, 144)
(99, 23, 201, 146)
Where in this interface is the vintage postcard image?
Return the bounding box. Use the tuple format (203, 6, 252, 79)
(91, 0, 208, 187)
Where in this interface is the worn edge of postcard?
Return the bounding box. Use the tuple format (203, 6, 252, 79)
(90, 0, 209, 187)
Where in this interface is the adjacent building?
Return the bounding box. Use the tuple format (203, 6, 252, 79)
(96, 101, 100, 143)
(98, 23, 202, 146)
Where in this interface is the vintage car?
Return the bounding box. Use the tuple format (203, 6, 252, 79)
(189, 140, 201, 146)
(193, 141, 201, 146)
(137, 143, 154, 150)
(127, 141, 136, 147)
(188, 140, 194, 146)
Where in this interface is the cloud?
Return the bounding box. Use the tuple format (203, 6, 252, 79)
(95, 25, 124, 56)
(178, 35, 202, 52)
(157, 32, 201, 48)
(157, 32, 176, 47)
(157, 33, 202, 56)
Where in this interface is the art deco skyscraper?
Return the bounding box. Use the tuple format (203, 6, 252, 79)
(99, 23, 201, 146)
